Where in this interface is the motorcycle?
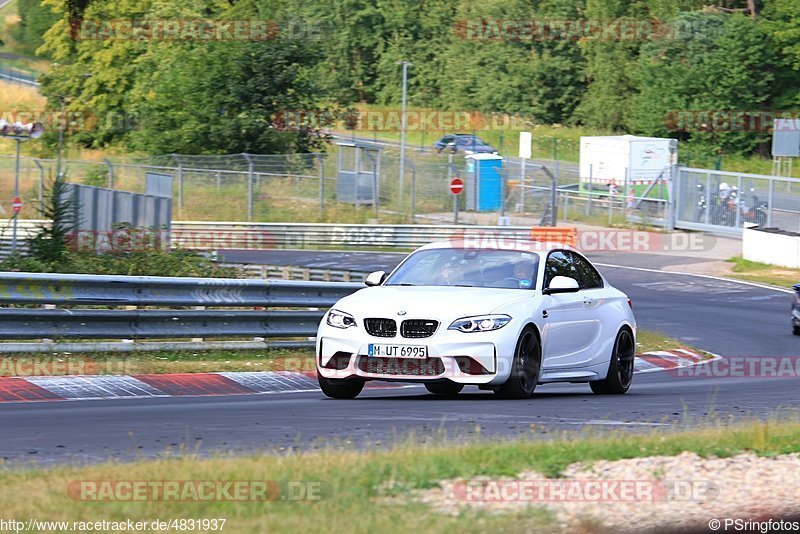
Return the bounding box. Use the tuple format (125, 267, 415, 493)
(711, 184, 738, 226)
(739, 189, 768, 226)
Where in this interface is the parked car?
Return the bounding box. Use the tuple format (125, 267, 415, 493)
(792, 283, 800, 335)
(434, 134, 498, 155)
(317, 241, 636, 399)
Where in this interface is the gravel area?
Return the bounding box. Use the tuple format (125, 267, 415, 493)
(416, 452, 800, 532)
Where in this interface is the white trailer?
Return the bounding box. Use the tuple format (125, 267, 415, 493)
(579, 135, 678, 193)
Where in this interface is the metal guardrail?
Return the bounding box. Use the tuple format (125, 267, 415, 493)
(0, 66, 40, 87)
(0, 220, 539, 253)
(0, 272, 362, 342)
(222, 263, 367, 282)
(172, 221, 536, 250)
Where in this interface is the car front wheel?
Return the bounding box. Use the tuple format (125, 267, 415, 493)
(318, 374, 365, 399)
(495, 326, 541, 399)
(590, 328, 635, 395)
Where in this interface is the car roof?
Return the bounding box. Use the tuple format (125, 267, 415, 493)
(415, 240, 579, 255)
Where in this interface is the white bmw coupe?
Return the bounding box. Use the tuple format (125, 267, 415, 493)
(316, 241, 636, 399)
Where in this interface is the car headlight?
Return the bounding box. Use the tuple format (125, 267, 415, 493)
(448, 314, 511, 333)
(326, 309, 356, 329)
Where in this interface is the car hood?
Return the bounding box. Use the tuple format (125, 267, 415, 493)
(333, 286, 535, 320)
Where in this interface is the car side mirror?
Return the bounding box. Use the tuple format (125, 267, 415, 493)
(365, 271, 387, 287)
(543, 276, 580, 294)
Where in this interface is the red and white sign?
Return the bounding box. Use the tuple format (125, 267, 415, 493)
(11, 196, 22, 214)
(450, 178, 464, 195)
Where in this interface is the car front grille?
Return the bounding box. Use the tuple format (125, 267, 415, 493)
(400, 319, 439, 338)
(364, 318, 397, 338)
(357, 356, 444, 376)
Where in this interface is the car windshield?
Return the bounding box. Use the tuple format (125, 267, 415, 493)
(384, 248, 539, 289)
(455, 136, 488, 146)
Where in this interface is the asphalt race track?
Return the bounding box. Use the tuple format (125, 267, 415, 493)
(1, 250, 798, 466)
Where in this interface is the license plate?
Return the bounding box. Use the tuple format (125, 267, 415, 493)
(368, 344, 428, 359)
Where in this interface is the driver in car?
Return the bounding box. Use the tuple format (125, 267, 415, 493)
(440, 262, 458, 285)
(509, 261, 535, 289)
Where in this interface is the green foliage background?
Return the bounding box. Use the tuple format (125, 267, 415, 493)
(11, 0, 800, 158)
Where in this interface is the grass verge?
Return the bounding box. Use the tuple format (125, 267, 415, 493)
(726, 256, 799, 288)
(0, 419, 797, 533)
(0, 329, 697, 376)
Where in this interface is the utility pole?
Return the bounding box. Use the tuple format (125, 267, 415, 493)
(396, 60, 412, 213)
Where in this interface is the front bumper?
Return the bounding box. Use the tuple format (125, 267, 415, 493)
(316, 324, 517, 386)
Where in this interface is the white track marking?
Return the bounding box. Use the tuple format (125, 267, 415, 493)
(595, 263, 794, 294)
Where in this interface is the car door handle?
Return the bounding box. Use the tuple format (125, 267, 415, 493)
(582, 297, 594, 305)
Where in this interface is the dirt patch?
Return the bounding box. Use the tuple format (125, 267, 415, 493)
(417, 452, 800, 532)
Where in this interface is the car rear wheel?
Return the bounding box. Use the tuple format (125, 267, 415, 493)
(793, 325, 800, 336)
(495, 326, 541, 399)
(425, 381, 464, 397)
(318, 374, 364, 399)
(590, 328, 635, 395)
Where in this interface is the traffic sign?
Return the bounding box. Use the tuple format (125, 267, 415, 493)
(11, 196, 22, 214)
(450, 178, 464, 195)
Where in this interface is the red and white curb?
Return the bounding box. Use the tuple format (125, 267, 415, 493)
(0, 350, 716, 403)
(634, 349, 721, 374)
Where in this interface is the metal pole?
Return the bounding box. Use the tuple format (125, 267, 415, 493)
(553, 138, 559, 183)
(354, 147, 360, 208)
(587, 164, 593, 216)
(56, 98, 64, 180)
(172, 154, 183, 217)
(520, 157, 526, 212)
(735, 175, 742, 229)
(767, 176, 774, 227)
(34, 158, 44, 208)
(409, 159, 416, 222)
(500, 167, 506, 218)
(454, 167, 460, 224)
(12, 138, 21, 252)
(104, 158, 114, 189)
(397, 61, 411, 212)
(318, 153, 325, 214)
(243, 153, 254, 222)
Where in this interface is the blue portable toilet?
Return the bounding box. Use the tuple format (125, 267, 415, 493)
(465, 153, 504, 211)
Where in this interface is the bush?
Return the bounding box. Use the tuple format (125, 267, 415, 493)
(0, 248, 238, 278)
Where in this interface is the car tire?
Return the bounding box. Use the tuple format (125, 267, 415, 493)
(495, 326, 541, 399)
(318, 374, 365, 399)
(793, 325, 800, 336)
(425, 381, 464, 397)
(590, 328, 635, 395)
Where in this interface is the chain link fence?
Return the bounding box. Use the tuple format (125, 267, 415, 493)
(2, 142, 800, 235)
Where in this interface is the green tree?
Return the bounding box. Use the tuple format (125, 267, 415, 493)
(628, 11, 781, 155)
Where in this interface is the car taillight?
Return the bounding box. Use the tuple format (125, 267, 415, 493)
(627, 298, 633, 309)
